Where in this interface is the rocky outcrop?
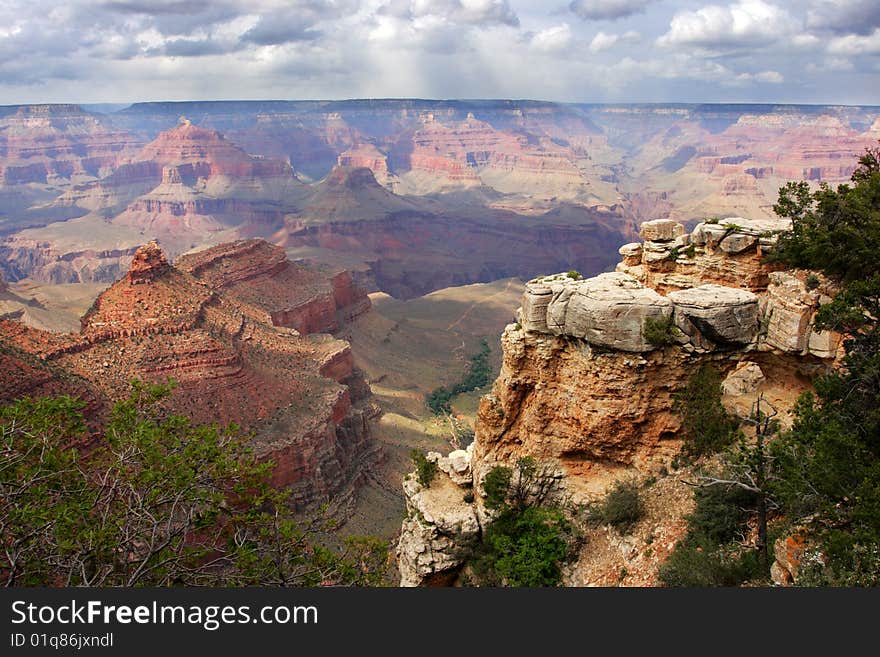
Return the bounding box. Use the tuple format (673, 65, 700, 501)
(176, 239, 371, 334)
(397, 446, 480, 587)
(522, 272, 671, 352)
(398, 214, 844, 585)
(127, 240, 169, 284)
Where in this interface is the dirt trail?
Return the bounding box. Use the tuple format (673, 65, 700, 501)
(445, 279, 517, 332)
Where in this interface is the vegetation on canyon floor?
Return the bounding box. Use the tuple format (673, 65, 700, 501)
(0, 380, 386, 587)
(426, 339, 493, 415)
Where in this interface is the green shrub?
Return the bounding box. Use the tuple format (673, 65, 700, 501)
(590, 479, 645, 534)
(659, 537, 762, 587)
(805, 273, 820, 290)
(687, 484, 756, 545)
(483, 465, 513, 510)
(410, 449, 438, 487)
(644, 315, 679, 347)
(673, 364, 740, 458)
(470, 506, 572, 586)
(566, 270, 582, 280)
(658, 474, 761, 587)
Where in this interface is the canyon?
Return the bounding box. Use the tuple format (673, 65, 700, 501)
(2, 101, 877, 301)
(1, 98, 877, 585)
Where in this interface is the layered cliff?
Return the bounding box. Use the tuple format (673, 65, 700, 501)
(176, 238, 370, 334)
(0, 104, 139, 186)
(0, 241, 381, 507)
(398, 217, 841, 585)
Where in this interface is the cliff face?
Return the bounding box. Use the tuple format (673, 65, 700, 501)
(281, 207, 631, 300)
(0, 241, 380, 508)
(0, 104, 140, 186)
(397, 217, 841, 586)
(176, 238, 371, 335)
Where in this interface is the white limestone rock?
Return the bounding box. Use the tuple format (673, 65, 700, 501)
(722, 361, 765, 396)
(433, 445, 473, 487)
(640, 219, 685, 242)
(642, 240, 674, 264)
(669, 284, 760, 346)
(618, 242, 643, 266)
(763, 272, 818, 353)
(397, 474, 480, 587)
(541, 272, 673, 352)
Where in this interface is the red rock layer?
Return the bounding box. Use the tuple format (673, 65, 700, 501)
(0, 105, 140, 185)
(406, 113, 583, 186)
(0, 241, 379, 507)
(135, 121, 293, 180)
(176, 239, 371, 334)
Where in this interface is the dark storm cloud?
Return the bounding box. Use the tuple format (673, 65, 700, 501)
(807, 0, 880, 36)
(240, 3, 357, 46)
(568, 0, 655, 21)
(153, 38, 239, 57)
(102, 0, 242, 36)
(103, 0, 216, 15)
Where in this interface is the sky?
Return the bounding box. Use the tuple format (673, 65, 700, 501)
(0, 0, 879, 105)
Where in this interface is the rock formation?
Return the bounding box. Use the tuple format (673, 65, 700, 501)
(176, 238, 370, 335)
(0, 104, 139, 187)
(0, 241, 381, 507)
(397, 216, 842, 585)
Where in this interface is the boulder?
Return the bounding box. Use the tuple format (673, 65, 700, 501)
(639, 219, 685, 242)
(642, 240, 674, 264)
(721, 361, 764, 396)
(521, 281, 553, 332)
(618, 242, 642, 266)
(669, 284, 760, 346)
(433, 446, 473, 487)
(808, 326, 841, 359)
(719, 232, 757, 254)
(542, 272, 673, 352)
(763, 272, 817, 353)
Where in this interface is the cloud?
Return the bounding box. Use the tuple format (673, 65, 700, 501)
(806, 57, 854, 72)
(791, 33, 822, 49)
(807, 0, 880, 36)
(827, 28, 880, 55)
(745, 69, 784, 83)
(657, 0, 799, 51)
(589, 29, 640, 52)
(152, 38, 239, 57)
(241, 10, 326, 45)
(530, 23, 573, 52)
(378, 0, 519, 27)
(568, 0, 654, 21)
